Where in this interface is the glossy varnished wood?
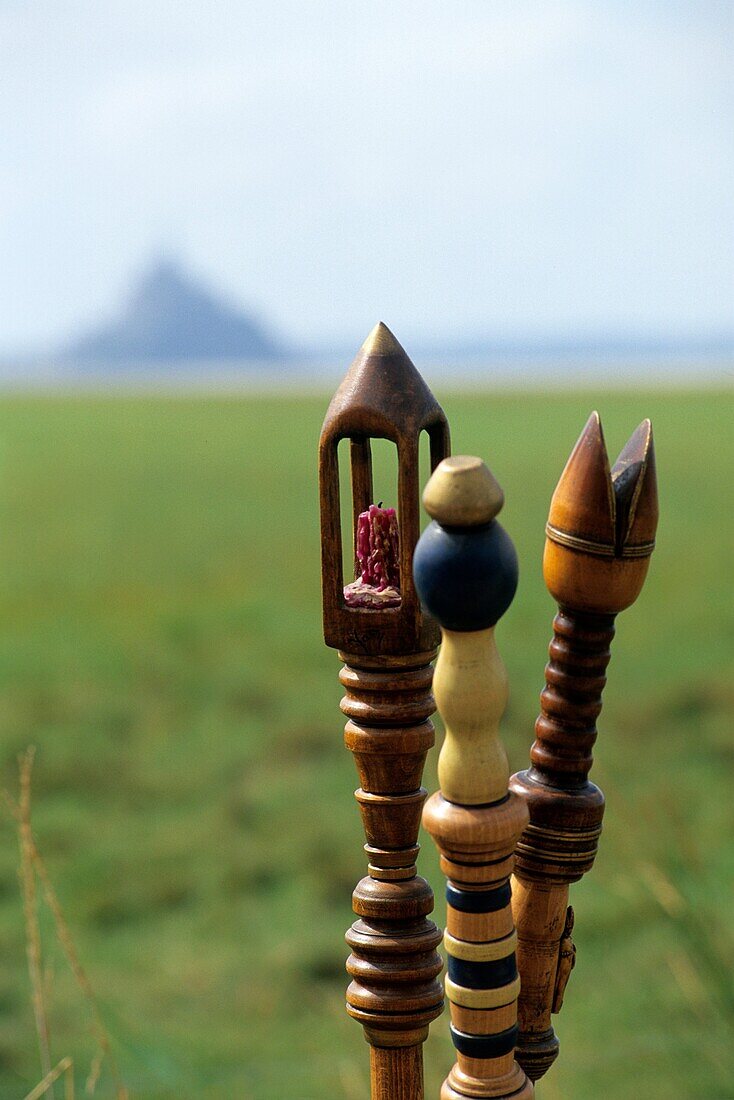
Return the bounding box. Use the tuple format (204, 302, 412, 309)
(319, 322, 450, 658)
(415, 458, 532, 1100)
(369, 1043, 424, 1100)
(320, 325, 450, 1100)
(341, 646, 444, 1057)
(509, 413, 658, 1081)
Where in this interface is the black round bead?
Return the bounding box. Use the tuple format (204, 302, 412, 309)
(413, 520, 518, 631)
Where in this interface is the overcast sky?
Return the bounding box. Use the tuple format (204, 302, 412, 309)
(0, 1, 732, 352)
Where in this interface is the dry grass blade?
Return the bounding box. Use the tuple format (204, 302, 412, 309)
(85, 1049, 103, 1096)
(28, 810, 129, 1099)
(23, 1056, 74, 1100)
(667, 951, 708, 1020)
(6, 750, 130, 1100)
(19, 748, 55, 1100)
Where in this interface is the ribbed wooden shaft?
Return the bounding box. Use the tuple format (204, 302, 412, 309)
(509, 609, 615, 1081)
(506, 410, 658, 1082)
(529, 610, 615, 787)
(340, 649, 444, 1098)
(319, 324, 453, 1099)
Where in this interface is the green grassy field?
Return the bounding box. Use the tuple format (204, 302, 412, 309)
(0, 389, 732, 1099)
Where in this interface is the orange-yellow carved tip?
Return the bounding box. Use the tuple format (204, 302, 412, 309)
(548, 413, 658, 557)
(543, 413, 658, 613)
(547, 411, 615, 548)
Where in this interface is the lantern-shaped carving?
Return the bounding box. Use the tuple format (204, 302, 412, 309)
(319, 322, 451, 657)
(319, 322, 451, 1100)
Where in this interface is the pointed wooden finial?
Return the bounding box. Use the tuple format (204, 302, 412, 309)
(359, 320, 406, 357)
(547, 411, 615, 551)
(320, 321, 447, 445)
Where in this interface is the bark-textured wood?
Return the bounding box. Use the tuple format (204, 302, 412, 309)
(509, 412, 658, 1081)
(415, 457, 533, 1100)
(320, 324, 450, 1100)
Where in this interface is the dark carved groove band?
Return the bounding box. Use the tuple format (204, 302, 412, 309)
(448, 953, 518, 990)
(449, 1023, 520, 1059)
(446, 881, 512, 913)
(514, 821, 603, 871)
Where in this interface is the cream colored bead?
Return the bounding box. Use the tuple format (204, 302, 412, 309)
(422, 455, 505, 527)
(445, 975, 522, 1010)
(444, 929, 518, 961)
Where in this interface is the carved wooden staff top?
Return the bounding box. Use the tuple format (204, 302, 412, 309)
(319, 323, 450, 1100)
(509, 412, 658, 1081)
(415, 456, 534, 1100)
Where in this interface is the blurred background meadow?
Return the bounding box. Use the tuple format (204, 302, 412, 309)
(0, 4, 733, 1099)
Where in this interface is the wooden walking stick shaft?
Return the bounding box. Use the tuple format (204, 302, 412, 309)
(415, 456, 533, 1100)
(510, 412, 658, 1081)
(341, 646, 444, 1098)
(319, 323, 450, 1100)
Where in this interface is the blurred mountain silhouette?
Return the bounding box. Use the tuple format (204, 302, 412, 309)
(64, 260, 283, 364)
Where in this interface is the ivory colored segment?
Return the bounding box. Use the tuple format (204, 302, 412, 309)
(445, 975, 522, 1010)
(511, 878, 569, 1038)
(444, 929, 517, 961)
(422, 455, 505, 527)
(434, 628, 509, 805)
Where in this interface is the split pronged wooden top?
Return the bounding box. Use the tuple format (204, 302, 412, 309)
(544, 413, 658, 614)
